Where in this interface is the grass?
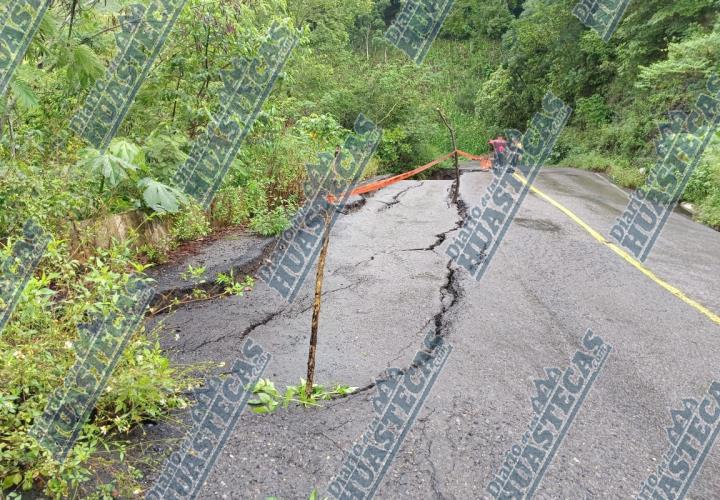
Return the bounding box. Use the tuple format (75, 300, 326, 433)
(699, 191, 720, 229)
(558, 151, 646, 189)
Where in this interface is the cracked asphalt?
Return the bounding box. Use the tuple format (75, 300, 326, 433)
(139, 164, 720, 499)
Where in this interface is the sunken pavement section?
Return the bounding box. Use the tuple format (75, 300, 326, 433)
(137, 166, 720, 498)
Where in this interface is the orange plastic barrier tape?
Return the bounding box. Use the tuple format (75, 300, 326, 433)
(457, 149, 492, 169)
(456, 149, 482, 160)
(328, 149, 489, 203)
(350, 151, 455, 197)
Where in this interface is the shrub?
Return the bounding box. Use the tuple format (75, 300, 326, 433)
(685, 144, 720, 204)
(685, 163, 718, 204)
(0, 239, 188, 497)
(377, 127, 415, 173)
(608, 161, 645, 189)
(170, 203, 211, 243)
(475, 67, 513, 129)
(557, 150, 645, 189)
(212, 186, 250, 227)
(575, 95, 612, 129)
(698, 191, 720, 229)
(558, 151, 612, 171)
(250, 205, 292, 236)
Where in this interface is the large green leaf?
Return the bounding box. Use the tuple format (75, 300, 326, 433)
(109, 139, 144, 165)
(101, 155, 135, 186)
(10, 80, 39, 111)
(137, 178, 186, 213)
(80, 146, 138, 188)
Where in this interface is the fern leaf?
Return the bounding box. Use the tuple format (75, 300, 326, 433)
(10, 80, 39, 111)
(67, 45, 104, 88)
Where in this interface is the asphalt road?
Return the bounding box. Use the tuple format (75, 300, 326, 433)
(139, 163, 720, 499)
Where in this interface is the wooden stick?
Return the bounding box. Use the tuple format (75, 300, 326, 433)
(436, 108, 460, 204)
(305, 146, 341, 399)
(305, 209, 331, 399)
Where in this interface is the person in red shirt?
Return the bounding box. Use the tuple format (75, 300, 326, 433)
(489, 137, 508, 174)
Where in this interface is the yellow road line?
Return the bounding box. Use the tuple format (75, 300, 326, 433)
(513, 173, 720, 326)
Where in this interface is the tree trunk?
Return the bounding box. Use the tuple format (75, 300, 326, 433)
(69, 0, 78, 38)
(171, 68, 183, 123)
(366, 28, 370, 60)
(0, 95, 16, 140)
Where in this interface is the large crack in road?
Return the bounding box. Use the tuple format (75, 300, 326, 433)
(138, 178, 466, 496)
(147, 178, 461, 378)
(137, 167, 720, 499)
(376, 182, 422, 213)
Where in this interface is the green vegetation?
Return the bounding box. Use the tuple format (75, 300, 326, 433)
(1, 0, 719, 496)
(473, 0, 720, 221)
(267, 489, 319, 500)
(248, 378, 357, 414)
(2, 1, 719, 240)
(0, 241, 190, 497)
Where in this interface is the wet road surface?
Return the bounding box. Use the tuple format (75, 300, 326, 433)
(139, 164, 720, 499)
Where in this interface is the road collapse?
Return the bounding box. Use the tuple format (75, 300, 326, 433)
(259, 114, 381, 304)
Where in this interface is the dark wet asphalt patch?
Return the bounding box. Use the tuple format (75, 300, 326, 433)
(514, 217, 561, 232)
